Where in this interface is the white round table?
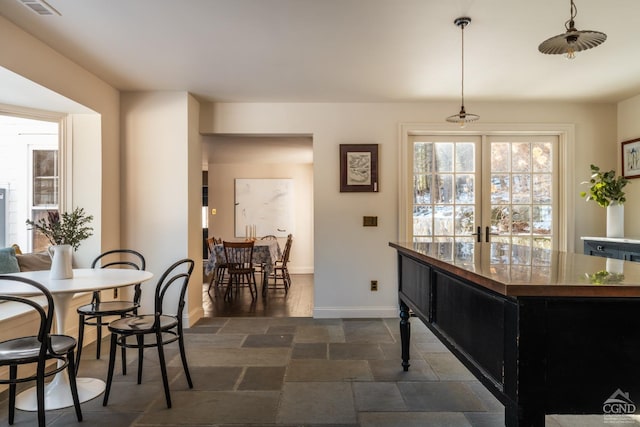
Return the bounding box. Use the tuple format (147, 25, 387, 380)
(1, 268, 154, 411)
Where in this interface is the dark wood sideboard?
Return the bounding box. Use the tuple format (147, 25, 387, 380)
(390, 241, 640, 427)
(582, 236, 640, 262)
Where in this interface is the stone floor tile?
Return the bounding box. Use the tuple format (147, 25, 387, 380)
(238, 366, 286, 390)
(242, 333, 293, 348)
(291, 342, 328, 359)
(294, 324, 347, 344)
(353, 382, 407, 412)
(397, 381, 487, 412)
(52, 411, 141, 426)
(191, 317, 229, 327)
(266, 325, 297, 334)
(464, 411, 507, 427)
(368, 359, 439, 382)
(414, 339, 450, 353)
(359, 411, 473, 427)
(184, 332, 245, 349)
(218, 318, 270, 334)
(329, 343, 385, 360)
(285, 359, 373, 382)
(467, 381, 504, 412)
(423, 352, 476, 380)
(171, 366, 242, 391)
(183, 326, 221, 334)
(136, 390, 280, 425)
(185, 347, 290, 367)
(342, 320, 395, 344)
(277, 382, 356, 425)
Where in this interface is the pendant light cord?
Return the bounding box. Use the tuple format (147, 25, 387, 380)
(460, 21, 465, 108)
(565, 0, 577, 30)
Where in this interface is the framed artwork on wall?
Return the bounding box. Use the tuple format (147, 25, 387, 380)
(339, 144, 379, 192)
(622, 137, 640, 179)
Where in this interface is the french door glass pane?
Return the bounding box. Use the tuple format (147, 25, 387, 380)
(488, 138, 554, 251)
(413, 139, 476, 243)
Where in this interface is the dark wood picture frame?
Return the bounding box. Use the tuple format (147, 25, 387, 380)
(340, 144, 379, 192)
(622, 137, 640, 179)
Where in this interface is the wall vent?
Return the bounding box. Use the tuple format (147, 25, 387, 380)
(18, 0, 61, 16)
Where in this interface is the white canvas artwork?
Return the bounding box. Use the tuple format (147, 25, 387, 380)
(234, 179, 294, 238)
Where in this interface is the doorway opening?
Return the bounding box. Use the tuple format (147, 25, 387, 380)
(201, 134, 314, 317)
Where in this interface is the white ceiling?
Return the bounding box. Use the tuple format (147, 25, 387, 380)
(2, 0, 640, 104)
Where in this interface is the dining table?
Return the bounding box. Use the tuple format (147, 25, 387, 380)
(205, 239, 281, 283)
(0, 268, 154, 411)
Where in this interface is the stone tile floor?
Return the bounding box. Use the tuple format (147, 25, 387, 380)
(1, 317, 638, 426)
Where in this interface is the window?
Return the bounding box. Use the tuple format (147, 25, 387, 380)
(0, 113, 61, 252)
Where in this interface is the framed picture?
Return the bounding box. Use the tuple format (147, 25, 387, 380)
(622, 137, 640, 179)
(340, 144, 379, 192)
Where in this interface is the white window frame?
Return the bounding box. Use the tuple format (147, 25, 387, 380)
(398, 123, 575, 252)
(0, 104, 69, 251)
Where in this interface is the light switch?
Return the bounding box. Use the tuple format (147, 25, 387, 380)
(211, 208, 217, 215)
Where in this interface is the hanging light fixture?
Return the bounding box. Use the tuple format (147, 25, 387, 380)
(446, 17, 479, 127)
(538, 0, 606, 59)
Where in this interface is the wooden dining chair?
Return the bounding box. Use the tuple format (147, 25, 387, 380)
(264, 234, 293, 294)
(0, 276, 83, 427)
(223, 240, 257, 301)
(76, 249, 145, 375)
(206, 236, 228, 295)
(103, 258, 195, 409)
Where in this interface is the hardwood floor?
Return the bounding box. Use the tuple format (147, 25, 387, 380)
(202, 273, 314, 317)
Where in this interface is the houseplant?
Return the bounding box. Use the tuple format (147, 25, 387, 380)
(26, 207, 93, 279)
(580, 164, 629, 237)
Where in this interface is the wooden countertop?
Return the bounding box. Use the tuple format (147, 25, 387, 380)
(390, 241, 640, 298)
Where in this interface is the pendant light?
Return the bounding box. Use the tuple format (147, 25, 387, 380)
(446, 17, 479, 127)
(538, 0, 606, 59)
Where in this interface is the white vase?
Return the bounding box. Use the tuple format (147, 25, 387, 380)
(48, 244, 74, 279)
(606, 203, 624, 238)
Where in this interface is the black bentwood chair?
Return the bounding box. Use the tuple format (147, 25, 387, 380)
(76, 249, 146, 375)
(0, 276, 82, 427)
(102, 258, 195, 409)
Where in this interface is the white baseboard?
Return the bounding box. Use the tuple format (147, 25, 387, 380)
(289, 266, 313, 274)
(313, 306, 398, 319)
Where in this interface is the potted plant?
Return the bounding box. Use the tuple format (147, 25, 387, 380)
(26, 207, 93, 279)
(580, 164, 629, 237)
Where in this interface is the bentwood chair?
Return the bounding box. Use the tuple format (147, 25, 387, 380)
(76, 249, 146, 374)
(0, 276, 83, 427)
(223, 241, 257, 301)
(103, 258, 195, 409)
(264, 234, 293, 295)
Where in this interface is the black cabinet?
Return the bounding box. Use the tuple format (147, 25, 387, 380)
(582, 237, 640, 262)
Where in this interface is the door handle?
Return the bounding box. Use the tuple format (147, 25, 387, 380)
(485, 226, 499, 242)
(470, 226, 481, 242)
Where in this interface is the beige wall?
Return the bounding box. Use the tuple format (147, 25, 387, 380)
(618, 94, 640, 237)
(207, 160, 314, 274)
(201, 101, 618, 318)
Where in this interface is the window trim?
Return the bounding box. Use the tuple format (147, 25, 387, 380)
(398, 123, 575, 252)
(0, 104, 69, 250)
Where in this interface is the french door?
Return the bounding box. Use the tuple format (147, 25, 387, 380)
(410, 134, 558, 252)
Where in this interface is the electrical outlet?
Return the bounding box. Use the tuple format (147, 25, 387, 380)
(370, 280, 378, 291)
